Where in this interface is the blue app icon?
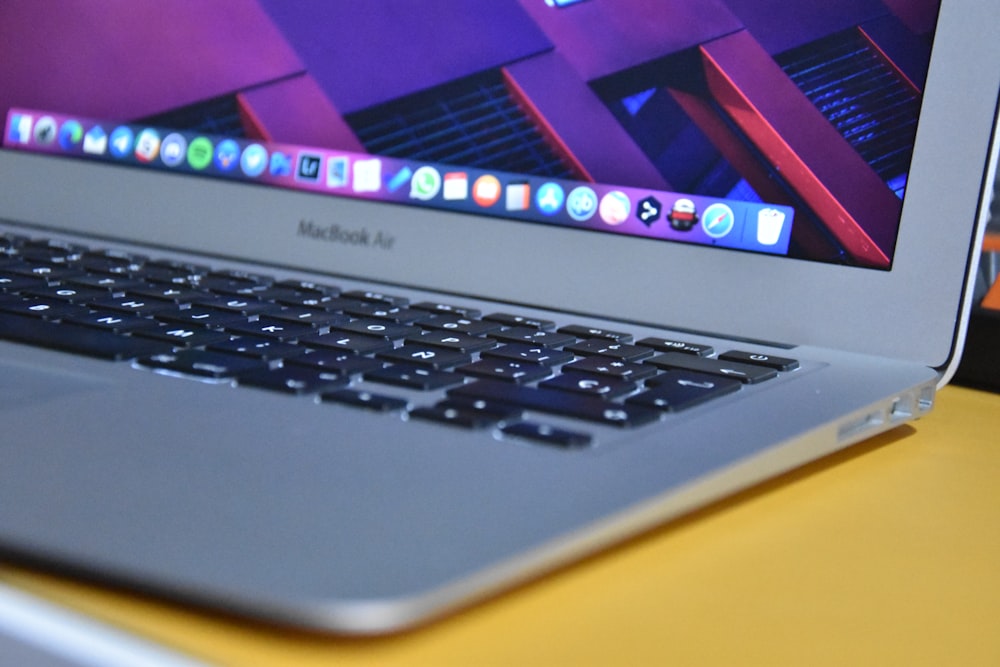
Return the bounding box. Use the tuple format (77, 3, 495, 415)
(108, 126, 134, 158)
(269, 152, 292, 176)
(159, 133, 187, 168)
(58, 120, 83, 150)
(536, 182, 565, 216)
(214, 139, 240, 172)
(386, 166, 413, 193)
(701, 203, 736, 239)
(566, 186, 598, 222)
(241, 144, 268, 177)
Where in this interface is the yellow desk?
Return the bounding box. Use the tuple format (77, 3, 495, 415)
(3, 385, 999, 665)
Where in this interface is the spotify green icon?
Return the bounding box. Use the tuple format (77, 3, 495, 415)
(187, 137, 213, 170)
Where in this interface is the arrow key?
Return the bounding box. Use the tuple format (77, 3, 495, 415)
(629, 370, 740, 411)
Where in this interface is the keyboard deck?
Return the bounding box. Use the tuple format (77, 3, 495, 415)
(1, 234, 800, 448)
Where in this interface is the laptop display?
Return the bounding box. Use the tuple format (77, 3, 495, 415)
(2, 0, 940, 269)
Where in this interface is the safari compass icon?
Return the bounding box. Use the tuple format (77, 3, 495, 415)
(701, 203, 736, 239)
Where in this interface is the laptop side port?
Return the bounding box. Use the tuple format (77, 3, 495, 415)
(837, 409, 886, 443)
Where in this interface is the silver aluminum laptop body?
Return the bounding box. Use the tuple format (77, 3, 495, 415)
(0, 1, 997, 633)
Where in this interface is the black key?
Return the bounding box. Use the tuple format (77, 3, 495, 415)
(408, 330, 498, 353)
(4, 263, 83, 282)
(78, 250, 146, 274)
(457, 359, 552, 384)
(365, 365, 465, 391)
(68, 274, 146, 293)
(156, 307, 248, 328)
(23, 284, 109, 304)
(236, 366, 348, 395)
(636, 337, 714, 356)
(416, 313, 501, 336)
(207, 336, 303, 360)
(22, 237, 86, 252)
(225, 317, 316, 342)
(492, 327, 576, 347)
(501, 422, 592, 448)
(434, 397, 523, 422)
(563, 340, 654, 362)
(133, 261, 206, 285)
(18, 247, 84, 265)
(0, 273, 44, 293)
(128, 285, 204, 304)
(266, 307, 350, 329)
(0, 312, 173, 361)
(229, 285, 312, 303)
(483, 313, 555, 330)
(140, 350, 267, 379)
(65, 311, 159, 334)
(450, 380, 660, 427)
(343, 302, 423, 324)
(410, 301, 481, 318)
(193, 296, 276, 317)
(629, 370, 741, 412)
(334, 318, 421, 340)
(481, 343, 574, 366)
(275, 293, 345, 310)
(76, 260, 141, 277)
(198, 276, 272, 296)
(207, 268, 273, 284)
(341, 289, 409, 307)
(286, 349, 383, 375)
(134, 325, 231, 348)
(719, 350, 800, 371)
(562, 357, 659, 382)
(377, 345, 471, 370)
(88, 295, 175, 315)
(408, 405, 501, 429)
(298, 331, 393, 355)
(557, 325, 633, 343)
(80, 247, 145, 263)
(645, 352, 778, 384)
(273, 278, 340, 295)
(540, 374, 637, 399)
(322, 389, 408, 412)
(0, 297, 90, 321)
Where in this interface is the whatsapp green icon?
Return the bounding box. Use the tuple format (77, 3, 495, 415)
(187, 137, 214, 171)
(409, 166, 441, 201)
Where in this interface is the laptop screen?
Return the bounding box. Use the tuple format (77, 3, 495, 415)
(0, 0, 941, 270)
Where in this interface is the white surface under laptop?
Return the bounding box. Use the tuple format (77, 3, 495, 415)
(0, 582, 206, 667)
(0, 0, 998, 634)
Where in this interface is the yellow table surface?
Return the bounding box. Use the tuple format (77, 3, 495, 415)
(3, 384, 999, 666)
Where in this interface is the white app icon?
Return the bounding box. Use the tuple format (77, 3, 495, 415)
(353, 159, 382, 193)
(83, 126, 107, 154)
(443, 172, 468, 200)
(327, 156, 349, 187)
(757, 208, 786, 246)
(134, 129, 160, 162)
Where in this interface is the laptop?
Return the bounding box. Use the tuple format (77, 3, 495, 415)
(1, 1, 997, 634)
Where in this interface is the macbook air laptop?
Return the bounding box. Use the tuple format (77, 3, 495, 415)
(1, 1, 998, 634)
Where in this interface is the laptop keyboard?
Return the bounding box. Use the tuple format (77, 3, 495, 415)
(0, 233, 800, 448)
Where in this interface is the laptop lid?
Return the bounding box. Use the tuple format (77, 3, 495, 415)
(1, 0, 997, 376)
